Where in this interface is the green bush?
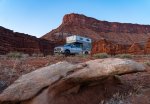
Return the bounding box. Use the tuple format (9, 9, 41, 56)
(93, 53, 109, 59)
(7, 52, 23, 58)
(115, 54, 133, 59)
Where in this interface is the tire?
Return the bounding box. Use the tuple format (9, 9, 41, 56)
(84, 51, 89, 55)
(64, 50, 70, 56)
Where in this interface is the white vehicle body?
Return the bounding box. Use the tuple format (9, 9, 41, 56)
(54, 35, 92, 55)
(54, 44, 82, 54)
(66, 35, 92, 44)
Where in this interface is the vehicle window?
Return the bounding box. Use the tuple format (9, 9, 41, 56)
(71, 44, 75, 48)
(86, 39, 90, 41)
(75, 44, 82, 48)
(80, 38, 83, 40)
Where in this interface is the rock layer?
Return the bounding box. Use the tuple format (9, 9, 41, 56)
(0, 26, 55, 55)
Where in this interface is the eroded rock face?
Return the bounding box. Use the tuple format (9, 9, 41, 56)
(145, 38, 150, 54)
(0, 58, 145, 104)
(91, 39, 130, 55)
(0, 26, 55, 55)
(42, 13, 150, 45)
(91, 39, 150, 55)
(128, 43, 144, 54)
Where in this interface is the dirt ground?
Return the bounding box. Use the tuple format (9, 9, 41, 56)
(0, 55, 94, 88)
(0, 55, 150, 104)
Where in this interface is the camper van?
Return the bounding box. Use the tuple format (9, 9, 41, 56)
(54, 35, 92, 55)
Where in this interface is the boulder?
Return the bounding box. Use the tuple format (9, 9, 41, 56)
(0, 58, 145, 104)
(0, 61, 79, 102)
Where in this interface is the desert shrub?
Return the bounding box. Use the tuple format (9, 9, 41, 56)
(144, 61, 150, 66)
(21, 54, 29, 58)
(7, 52, 29, 59)
(93, 53, 109, 59)
(101, 93, 129, 104)
(32, 53, 44, 57)
(99, 92, 132, 104)
(7, 52, 23, 59)
(115, 54, 133, 59)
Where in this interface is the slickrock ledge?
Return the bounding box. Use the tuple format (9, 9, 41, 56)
(0, 58, 145, 104)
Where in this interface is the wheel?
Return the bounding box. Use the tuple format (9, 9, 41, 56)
(84, 51, 89, 55)
(64, 50, 70, 56)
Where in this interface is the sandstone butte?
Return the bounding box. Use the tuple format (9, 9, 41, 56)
(42, 13, 150, 55)
(1, 13, 150, 55)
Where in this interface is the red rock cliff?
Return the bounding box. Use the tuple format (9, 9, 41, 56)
(42, 13, 150, 45)
(0, 26, 55, 55)
(91, 39, 130, 55)
(145, 38, 150, 54)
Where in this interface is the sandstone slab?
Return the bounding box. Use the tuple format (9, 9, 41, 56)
(0, 58, 145, 104)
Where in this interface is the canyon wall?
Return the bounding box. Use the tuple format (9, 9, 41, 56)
(0, 26, 55, 55)
(145, 38, 150, 54)
(91, 39, 150, 55)
(91, 39, 130, 55)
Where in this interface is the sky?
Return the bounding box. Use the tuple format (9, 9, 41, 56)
(0, 0, 150, 37)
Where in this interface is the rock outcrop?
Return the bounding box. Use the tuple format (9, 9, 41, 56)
(145, 38, 150, 54)
(42, 13, 150, 45)
(0, 58, 145, 104)
(0, 26, 55, 55)
(91, 39, 150, 55)
(91, 39, 130, 55)
(128, 43, 144, 54)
